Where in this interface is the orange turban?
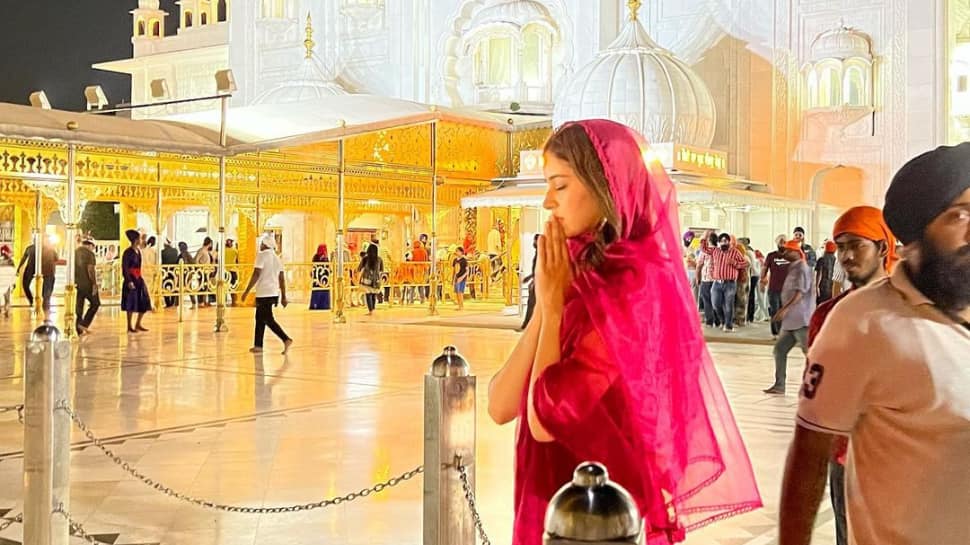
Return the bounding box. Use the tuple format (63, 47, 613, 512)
(783, 239, 805, 260)
(832, 206, 899, 271)
(824, 241, 837, 253)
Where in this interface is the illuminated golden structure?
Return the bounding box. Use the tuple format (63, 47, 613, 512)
(0, 99, 551, 334)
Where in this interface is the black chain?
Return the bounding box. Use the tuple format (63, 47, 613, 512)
(57, 401, 422, 514)
(456, 454, 491, 545)
(0, 512, 23, 532)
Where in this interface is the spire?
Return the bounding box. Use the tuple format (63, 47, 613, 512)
(627, 0, 642, 21)
(303, 12, 316, 60)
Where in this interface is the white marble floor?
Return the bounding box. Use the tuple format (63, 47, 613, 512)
(0, 303, 833, 545)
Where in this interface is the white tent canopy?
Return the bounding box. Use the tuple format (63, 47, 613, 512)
(0, 95, 551, 157)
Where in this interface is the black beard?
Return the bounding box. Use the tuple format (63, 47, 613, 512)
(911, 240, 970, 314)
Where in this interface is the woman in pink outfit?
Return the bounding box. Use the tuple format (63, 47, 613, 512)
(488, 119, 761, 545)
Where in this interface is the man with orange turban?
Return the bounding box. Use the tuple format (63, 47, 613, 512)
(789, 206, 898, 545)
(781, 145, 970, 545)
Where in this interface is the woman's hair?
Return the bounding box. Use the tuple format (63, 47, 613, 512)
(543, 124, 619, 268)
(364, 243, 380, 269)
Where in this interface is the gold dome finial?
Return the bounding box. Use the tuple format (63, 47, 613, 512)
(627, 0, 642, 21)
(303, 12, 316, 59)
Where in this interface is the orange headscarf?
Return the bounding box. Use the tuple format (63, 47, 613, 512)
(832, 206, 899, 271)
(783, 239, 805, 260)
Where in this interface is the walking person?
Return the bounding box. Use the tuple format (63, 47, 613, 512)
(741, 238, 760, 322)
(487, 120, 760, 545)
(761, 235, 791, 338)
(177, 241, 196, 308)
(121, 230, 151, 333)
(779, 144, 970, 545)
(195, 237, 214, 307)
(224, 239, 239, 306)
(814, 240, 836, 305)
(160, 240, 179, 307)
(801, 206, 898, 545)
(357, 244, 383, 316)
(452, 246, 468, 310)
(792, 226, 817, 267)
(74, 238, 101, 335)
(309, 243, 331, 310)
(695, 233, 718, 327)
(16, 242, 36, 306)
(0, 245, 15, 317)
(241, 235, 292, 354)
(763, 240, 815, 394)
(700, 231, 749, 332)
(734, 238, 752, 327)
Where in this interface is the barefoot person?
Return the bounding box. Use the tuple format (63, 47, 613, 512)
(779, 144, 970, 545)
(241, 234, 292, 354)
(452, 246, 468, 310)
(487, 120, 761, 545)
(121, 229, 151, 333)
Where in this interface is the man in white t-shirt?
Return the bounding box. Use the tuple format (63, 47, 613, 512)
(241, 234, 292, 354)
(779, 144, 970, 545)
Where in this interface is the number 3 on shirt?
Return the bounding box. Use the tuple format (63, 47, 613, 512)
(801, 363, 825, 399)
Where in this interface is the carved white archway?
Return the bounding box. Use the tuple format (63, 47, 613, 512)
(438, 0, 574, 108)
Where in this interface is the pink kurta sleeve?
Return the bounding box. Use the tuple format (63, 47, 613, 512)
(531, 327, 619, 442)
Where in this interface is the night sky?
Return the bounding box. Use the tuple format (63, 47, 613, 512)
(0, 1, 181, 112)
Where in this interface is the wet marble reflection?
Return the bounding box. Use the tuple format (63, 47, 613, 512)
(0, 305, 832, 545)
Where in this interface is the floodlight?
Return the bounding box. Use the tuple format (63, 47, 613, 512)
(84, 85, 109, 111)
(214, 69, 237, 95)
(29, 91, 51, 109)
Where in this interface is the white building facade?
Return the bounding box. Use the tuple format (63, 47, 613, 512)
(96, 0, 953, 243)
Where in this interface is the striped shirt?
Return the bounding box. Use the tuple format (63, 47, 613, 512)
(700, 239, 748, 281)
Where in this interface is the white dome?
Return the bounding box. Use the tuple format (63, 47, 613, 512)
(468, 0, 552, 29)
(254, 57, 349, 105)
(810, 25, 873, 61)
(138, 0, 160, 9)
(255, 80, 349, 105)
(553, 14, 716, 147)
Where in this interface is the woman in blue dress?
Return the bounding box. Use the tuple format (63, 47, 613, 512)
(309, 243, 331, 310)
(121, 229, 152, 333)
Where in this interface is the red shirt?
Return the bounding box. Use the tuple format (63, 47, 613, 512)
(700, 240, 748, 281)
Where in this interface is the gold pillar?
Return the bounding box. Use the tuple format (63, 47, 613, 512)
(214, 156, 228, 332)
(62, 144, 78, 338)
(333, 139, 347, 324)
(32, 190, 43, 317)
(154, 188, 164, 310)
(428, 122, 440, 316)
(503, 206, 513, 306)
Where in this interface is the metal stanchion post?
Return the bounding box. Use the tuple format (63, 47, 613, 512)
(23, 324, 71, 545)
(543, 462, 644, 545)
(423, 346, 476, 545)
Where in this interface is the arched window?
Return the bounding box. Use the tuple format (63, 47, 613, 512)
(200, 11, 208, 25)
(185, 10, 194, 27)
(136, 18, 146, 36)
(261, 0, 287, 18)
(805, 69, 819, 109)
(843, 65, 868, 106)
(521, 23, 553, 102)
(151, 19, 161, 36)
(818, 64, 841, 108)
(217, 0, 228, 22)
(468, 23, 556, 104)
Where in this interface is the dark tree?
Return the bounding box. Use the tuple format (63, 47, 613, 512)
(78, 201, 119, 241)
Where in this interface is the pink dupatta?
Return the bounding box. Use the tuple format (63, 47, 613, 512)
(526, 119, 761, 541)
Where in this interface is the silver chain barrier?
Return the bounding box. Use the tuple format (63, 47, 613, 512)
(0, 404, 24, 424)
(455, 454, 491, 545)
(53, 503, 102, 545)
(56, 401, 423, 514)
(0, 512, 23, 533)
